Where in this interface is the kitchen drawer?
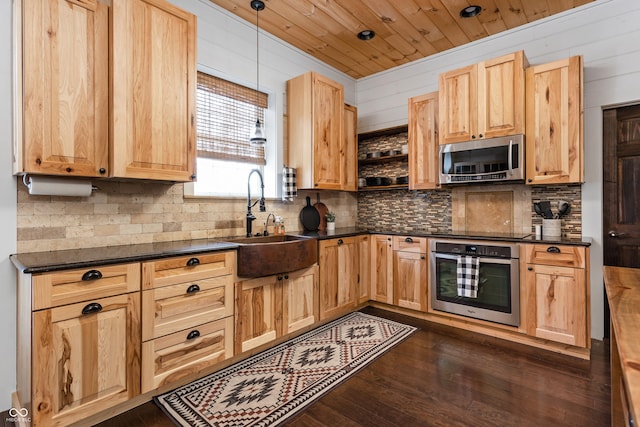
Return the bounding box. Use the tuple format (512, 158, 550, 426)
(33, 262, 140, 310)
(392, 236, 428, 253)
(524, 244, 585, 268)
(142, 251, 235, 290)
(142, 275, 233, 341)
(141, 316, 233, 393)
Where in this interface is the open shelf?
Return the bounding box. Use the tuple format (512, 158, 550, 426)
(358, 184, 408, 191)
(358, 154, 408, 165)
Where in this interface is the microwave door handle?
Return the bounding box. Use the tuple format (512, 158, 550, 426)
(508, 139, 513, 176)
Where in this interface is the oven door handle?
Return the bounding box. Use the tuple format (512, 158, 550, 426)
(433, 253, 516, 265)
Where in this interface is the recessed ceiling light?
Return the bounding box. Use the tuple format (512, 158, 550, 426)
(460, 5, 482, 18)
(357, 30, 375, 41)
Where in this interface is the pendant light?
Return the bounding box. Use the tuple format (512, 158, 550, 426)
(250, 0, 266, 145)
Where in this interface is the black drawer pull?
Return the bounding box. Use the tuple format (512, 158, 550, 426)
(186, 284, 200, 294)
(186, 257, 200, 266)
(81, 269, 103, 281)
(337, 239, 344, 245)
(284, 274, 289, 279)
(277, 275, 283, 281)
(81, 302, 102, 315)
(405, 237, 414, 243)
(186, 330, 200, 340)
(546, 246, 561, 253)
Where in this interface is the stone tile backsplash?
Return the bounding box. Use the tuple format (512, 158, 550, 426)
(16, 179, 357, 253)
(16, 130, 583, 253)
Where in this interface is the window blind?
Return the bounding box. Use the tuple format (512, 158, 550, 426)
(196, 72, 268, 165)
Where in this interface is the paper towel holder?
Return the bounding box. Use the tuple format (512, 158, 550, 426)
(22, 174, 99, 197)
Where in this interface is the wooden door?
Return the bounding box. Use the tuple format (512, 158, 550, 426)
(438, 64, 477, 144)
(526, 56, 583, 185)
(357, 235, 371, 303)
(20, 0, 109, 177)
(408, 92, 439, 189)
(111, 0, 196, 181)
(370, 235, 393, 304)
(603, 104, 640, 267)
(32, 293, 140, 426)
(282, 265, 319, 334)
(478, 51, 526, 139)
(235, 275, 281, 353)
(312, 73, 344, 190)
(343, 103, 358, 191)
(319, 237, 357, 320)
(525, 264, 587, 347)
(393, 251, 428, 312)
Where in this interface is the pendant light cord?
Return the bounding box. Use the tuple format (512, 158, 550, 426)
(255, 4, 260, 115)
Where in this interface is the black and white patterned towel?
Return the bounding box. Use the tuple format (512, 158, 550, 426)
(457, 255, 480, 298)
(282, 166, 297, 202)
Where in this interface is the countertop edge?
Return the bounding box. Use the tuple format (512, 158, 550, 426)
(11, 228, 592, 273)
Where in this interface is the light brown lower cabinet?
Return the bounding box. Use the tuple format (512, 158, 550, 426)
(357, 235, 371, 303)
(319, 237, 358, 320)
(20, 263, 141, 427)
(522, 244, 589, 348)
(141, 252, 236, 393)
(392, 236, 428, 311)
(235, 265, 319, 354)
(370, 235, 393, 304)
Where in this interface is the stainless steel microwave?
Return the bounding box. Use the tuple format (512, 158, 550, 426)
(439, 134, 525, 184)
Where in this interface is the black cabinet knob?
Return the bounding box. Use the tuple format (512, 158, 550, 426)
(546, 246, 561, 253)
(81, 302, 103, 315)
(81, 269, 103, 281)
(186, 257, 200, 266)
(405, 237, 413, 243)
(186, 284, 200, 294)
(186, 330, 200, 340)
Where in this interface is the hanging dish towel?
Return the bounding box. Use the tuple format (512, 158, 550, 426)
(457, 255, 480, 298)
(282, 166, 297, 202)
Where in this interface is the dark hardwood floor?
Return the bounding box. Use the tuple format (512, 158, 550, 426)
(93, 307, 610, 427)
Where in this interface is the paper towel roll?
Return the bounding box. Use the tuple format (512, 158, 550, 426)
(25, 175, 94, 197)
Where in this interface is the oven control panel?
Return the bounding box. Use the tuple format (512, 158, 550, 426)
(433, 241, 517, 259)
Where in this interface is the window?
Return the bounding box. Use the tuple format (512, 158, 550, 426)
(190, 71, 273, 197)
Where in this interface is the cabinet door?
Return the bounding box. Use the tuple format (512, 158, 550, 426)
(524, 264, 587, 347)
(32, 292, 140, 426)
(478, 51, 526, 139)
(438, 64, 477, 144)
(283, 265, 319, 334)
(408, 92, 439, 190)
(313, 73, 345, 190)
(370, 235, 393, 304)
(526, 56, 583, 185)
(357, 235, 371, 303)
(111, 0, 196, 181)
(343, 104, 358, 191)
(393, 251, 427, 311)
(319, 237, 358, 320)
(20, 0, 109, 177)
(235, 275, 281, 354)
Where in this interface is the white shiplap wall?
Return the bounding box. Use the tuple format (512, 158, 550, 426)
(356, 0, 640, 340)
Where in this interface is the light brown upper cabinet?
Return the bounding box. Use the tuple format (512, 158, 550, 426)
(439, 51, 527, 144)
(408, 92, 439, 190)
(111, 0, 197, 181)
(17, 0, 110, 177)
(525, 56, 584, 185)
(343, 103, 358, 191)
(287, 72, 356, 191)
(18, 0, 196, 182)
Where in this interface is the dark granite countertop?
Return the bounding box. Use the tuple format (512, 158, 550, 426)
(301, 227, 592, 246)
(11, 227, 591, 274)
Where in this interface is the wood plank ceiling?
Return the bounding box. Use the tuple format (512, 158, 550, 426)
(208, 0, 596, 78)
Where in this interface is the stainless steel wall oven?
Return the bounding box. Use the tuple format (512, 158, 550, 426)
(430, 239, 520, 327)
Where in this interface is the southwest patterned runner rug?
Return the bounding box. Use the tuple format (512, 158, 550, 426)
(154, 312, 417, 426)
